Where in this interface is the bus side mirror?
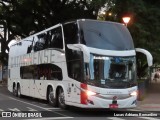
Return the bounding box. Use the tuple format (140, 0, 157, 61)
(135, 48, 153, 67)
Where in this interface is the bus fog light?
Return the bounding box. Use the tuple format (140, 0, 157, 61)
(130, 91, 137, 96)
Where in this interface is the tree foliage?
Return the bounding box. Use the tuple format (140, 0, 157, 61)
(112, 0, 160, 63)
(0, 0, 107, 65)
(103, 0, 160, 77)
(0, 0, 97, 37)
(0, 0, 160, 78)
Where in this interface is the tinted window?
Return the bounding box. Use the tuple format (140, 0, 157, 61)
(20, 64, 63, 80)
(20, 65, 35, 79)
(33, 26, 63, 52)
(63, 22, 79, 44)
(66, 49, 83, 82)
(79, 20, 134, 50)
(25, 37, 34, 54)
(85, 54, 136, 88)
(34, 33, 48, 51)
(48, 27, 63, 49)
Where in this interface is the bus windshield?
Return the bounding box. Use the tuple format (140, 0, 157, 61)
(84, 54, 137, 88)
(78, 20, 134, 50)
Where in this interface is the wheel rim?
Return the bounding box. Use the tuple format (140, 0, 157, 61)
(49, 88, 54, 104)
(18, 87, 21, 96)
(13, 86, 16, 95)
(59, 89, 65, 106)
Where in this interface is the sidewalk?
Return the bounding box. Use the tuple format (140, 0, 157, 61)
(0, 80, 7, 87)
(135, 79, 160, 111)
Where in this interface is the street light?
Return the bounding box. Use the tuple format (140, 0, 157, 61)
(108, 12, 112, 16)
(122, 17, 131, 27)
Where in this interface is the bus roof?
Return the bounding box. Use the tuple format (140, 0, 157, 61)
(10, 19, 125, 47)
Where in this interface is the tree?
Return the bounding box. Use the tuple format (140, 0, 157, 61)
(0, 0, 100, 37)
(113, 0, 160, 62)
(0, 0, 109, 65)
(105, 0, 160, 77)
(0, 20, 14, 65)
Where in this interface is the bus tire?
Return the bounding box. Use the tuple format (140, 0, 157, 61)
(13, 85, 17, 97)
(58, 88, 68, 109)
(17, 85, 21, 98)
(48, 87, 57, 107)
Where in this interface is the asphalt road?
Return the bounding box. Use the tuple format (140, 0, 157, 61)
(0, 85, 159, 120)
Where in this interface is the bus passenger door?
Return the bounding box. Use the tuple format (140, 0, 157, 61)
(21, 79, 30, 96)
(35, 79, 45, 99)
(30, 79, 35, 97)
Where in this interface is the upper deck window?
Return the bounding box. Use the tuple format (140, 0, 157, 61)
(33, 26, 63, 52)
(63, 22, 79, 45)
(78, 20, 134, 50)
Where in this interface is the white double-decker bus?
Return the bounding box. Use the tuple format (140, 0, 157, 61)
(8, 19, 152, 109)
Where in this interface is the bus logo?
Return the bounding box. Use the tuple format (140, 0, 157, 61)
(113, 96, 117, 101)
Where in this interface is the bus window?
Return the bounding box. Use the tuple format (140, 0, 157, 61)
(20, 65, 35, 79)
(48, 27, 63, 49)
(50, 64, 63, 80)
(66, 49, 83, 82)
(34, 33, 48, 51)
(20, 64, 62, 80)
(26, 37, 35, 53)
(63, 22, 79, 45)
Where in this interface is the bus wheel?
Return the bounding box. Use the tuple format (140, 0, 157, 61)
(13, 85, 17, 96)
(58, 88, 67, 109)
(48, 87, 57, 107)
(17, 85, 21, 98)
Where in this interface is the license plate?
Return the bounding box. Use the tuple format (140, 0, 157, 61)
(109, 104, 118, 108)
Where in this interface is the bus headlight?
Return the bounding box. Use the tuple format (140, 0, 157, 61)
(130, 91, 138, 96)
(86, 90, 96, 96)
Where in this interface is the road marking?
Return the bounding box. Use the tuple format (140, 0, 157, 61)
(8, 97, 52, 111)
(41, 107, 60, 110)
(8, 108, 20, 111)
(25, 117, 74, 120)
(139, 117, 160, 120)
(45, 108, 63, 110)
(0, 93, 68, 117)
(31, 101, 47, 106)
(7, 96, 70, 117)
(107, 117, 125, 120)
(8, 97, 60, 111)
(126, 109, 141, 111)
(27, 107, 38, 111)
(0, 93, 59, 109)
